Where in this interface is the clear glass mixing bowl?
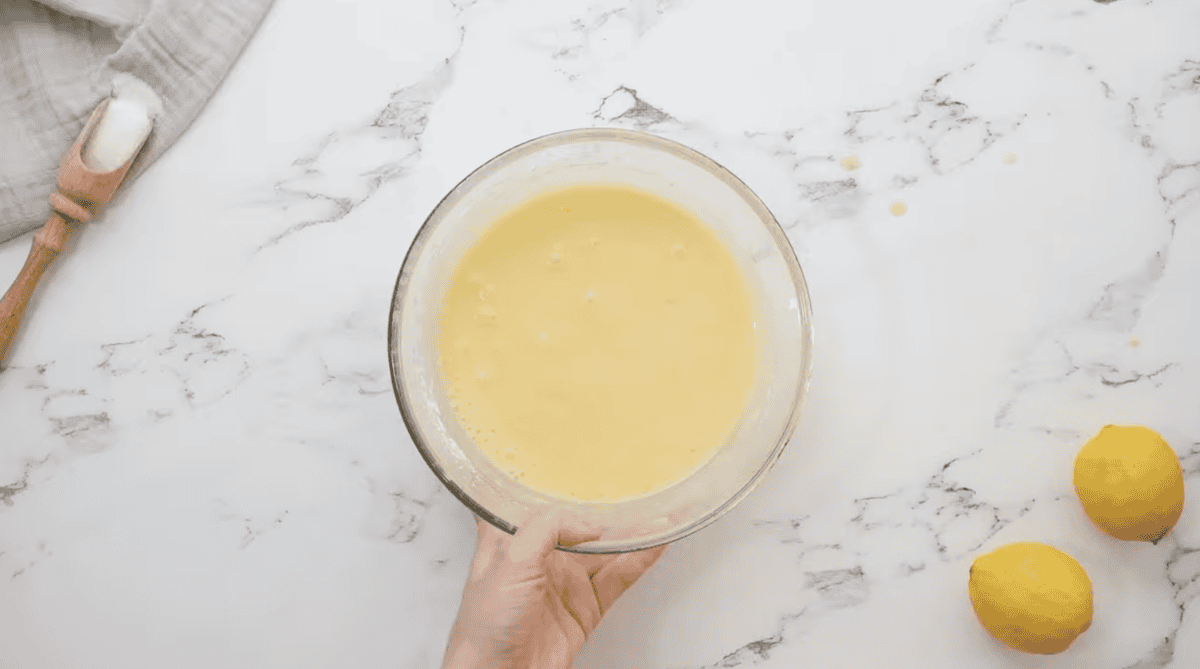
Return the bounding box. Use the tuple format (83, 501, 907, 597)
(388, 128, 813, 553)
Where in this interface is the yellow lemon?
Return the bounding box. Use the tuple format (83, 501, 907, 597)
(1074, 424, 1184, 543)
(969, 542, 1093, 654)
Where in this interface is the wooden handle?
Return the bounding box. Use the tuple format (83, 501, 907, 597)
(0, 213, 71, 365)
(0, 98, 150, 367)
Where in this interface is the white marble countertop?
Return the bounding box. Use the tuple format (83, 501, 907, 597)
(1, 0, 1198, 666)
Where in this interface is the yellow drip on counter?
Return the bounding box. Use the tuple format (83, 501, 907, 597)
(438, 184, 756, 502)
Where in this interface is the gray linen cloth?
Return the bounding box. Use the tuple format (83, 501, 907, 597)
(0, 0, 274, 244)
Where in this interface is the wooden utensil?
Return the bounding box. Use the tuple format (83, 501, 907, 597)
(0, 98, 151, 367)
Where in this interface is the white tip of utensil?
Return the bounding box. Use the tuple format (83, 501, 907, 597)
(82, 97, 154, 172)
(110, 73, 164, 119)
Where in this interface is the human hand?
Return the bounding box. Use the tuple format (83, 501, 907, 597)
(441, 513, 667, 669)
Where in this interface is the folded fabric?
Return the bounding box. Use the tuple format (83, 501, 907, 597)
(0, 0, 275, 244)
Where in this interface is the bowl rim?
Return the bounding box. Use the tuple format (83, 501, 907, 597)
(387, 127, 814, 553)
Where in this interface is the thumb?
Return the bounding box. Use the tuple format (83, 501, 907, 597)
(508, 512, 564, 566)
(509, 512, 603, 565)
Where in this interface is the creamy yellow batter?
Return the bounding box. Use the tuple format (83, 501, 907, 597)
(439, 184, 756, 502)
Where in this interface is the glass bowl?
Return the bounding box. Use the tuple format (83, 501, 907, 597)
(388, 128, 813, 553)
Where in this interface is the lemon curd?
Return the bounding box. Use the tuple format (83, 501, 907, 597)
(438, 184, 757, 502)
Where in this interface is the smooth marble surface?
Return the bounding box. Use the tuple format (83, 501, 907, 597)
(1, 0, 1198, 666)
